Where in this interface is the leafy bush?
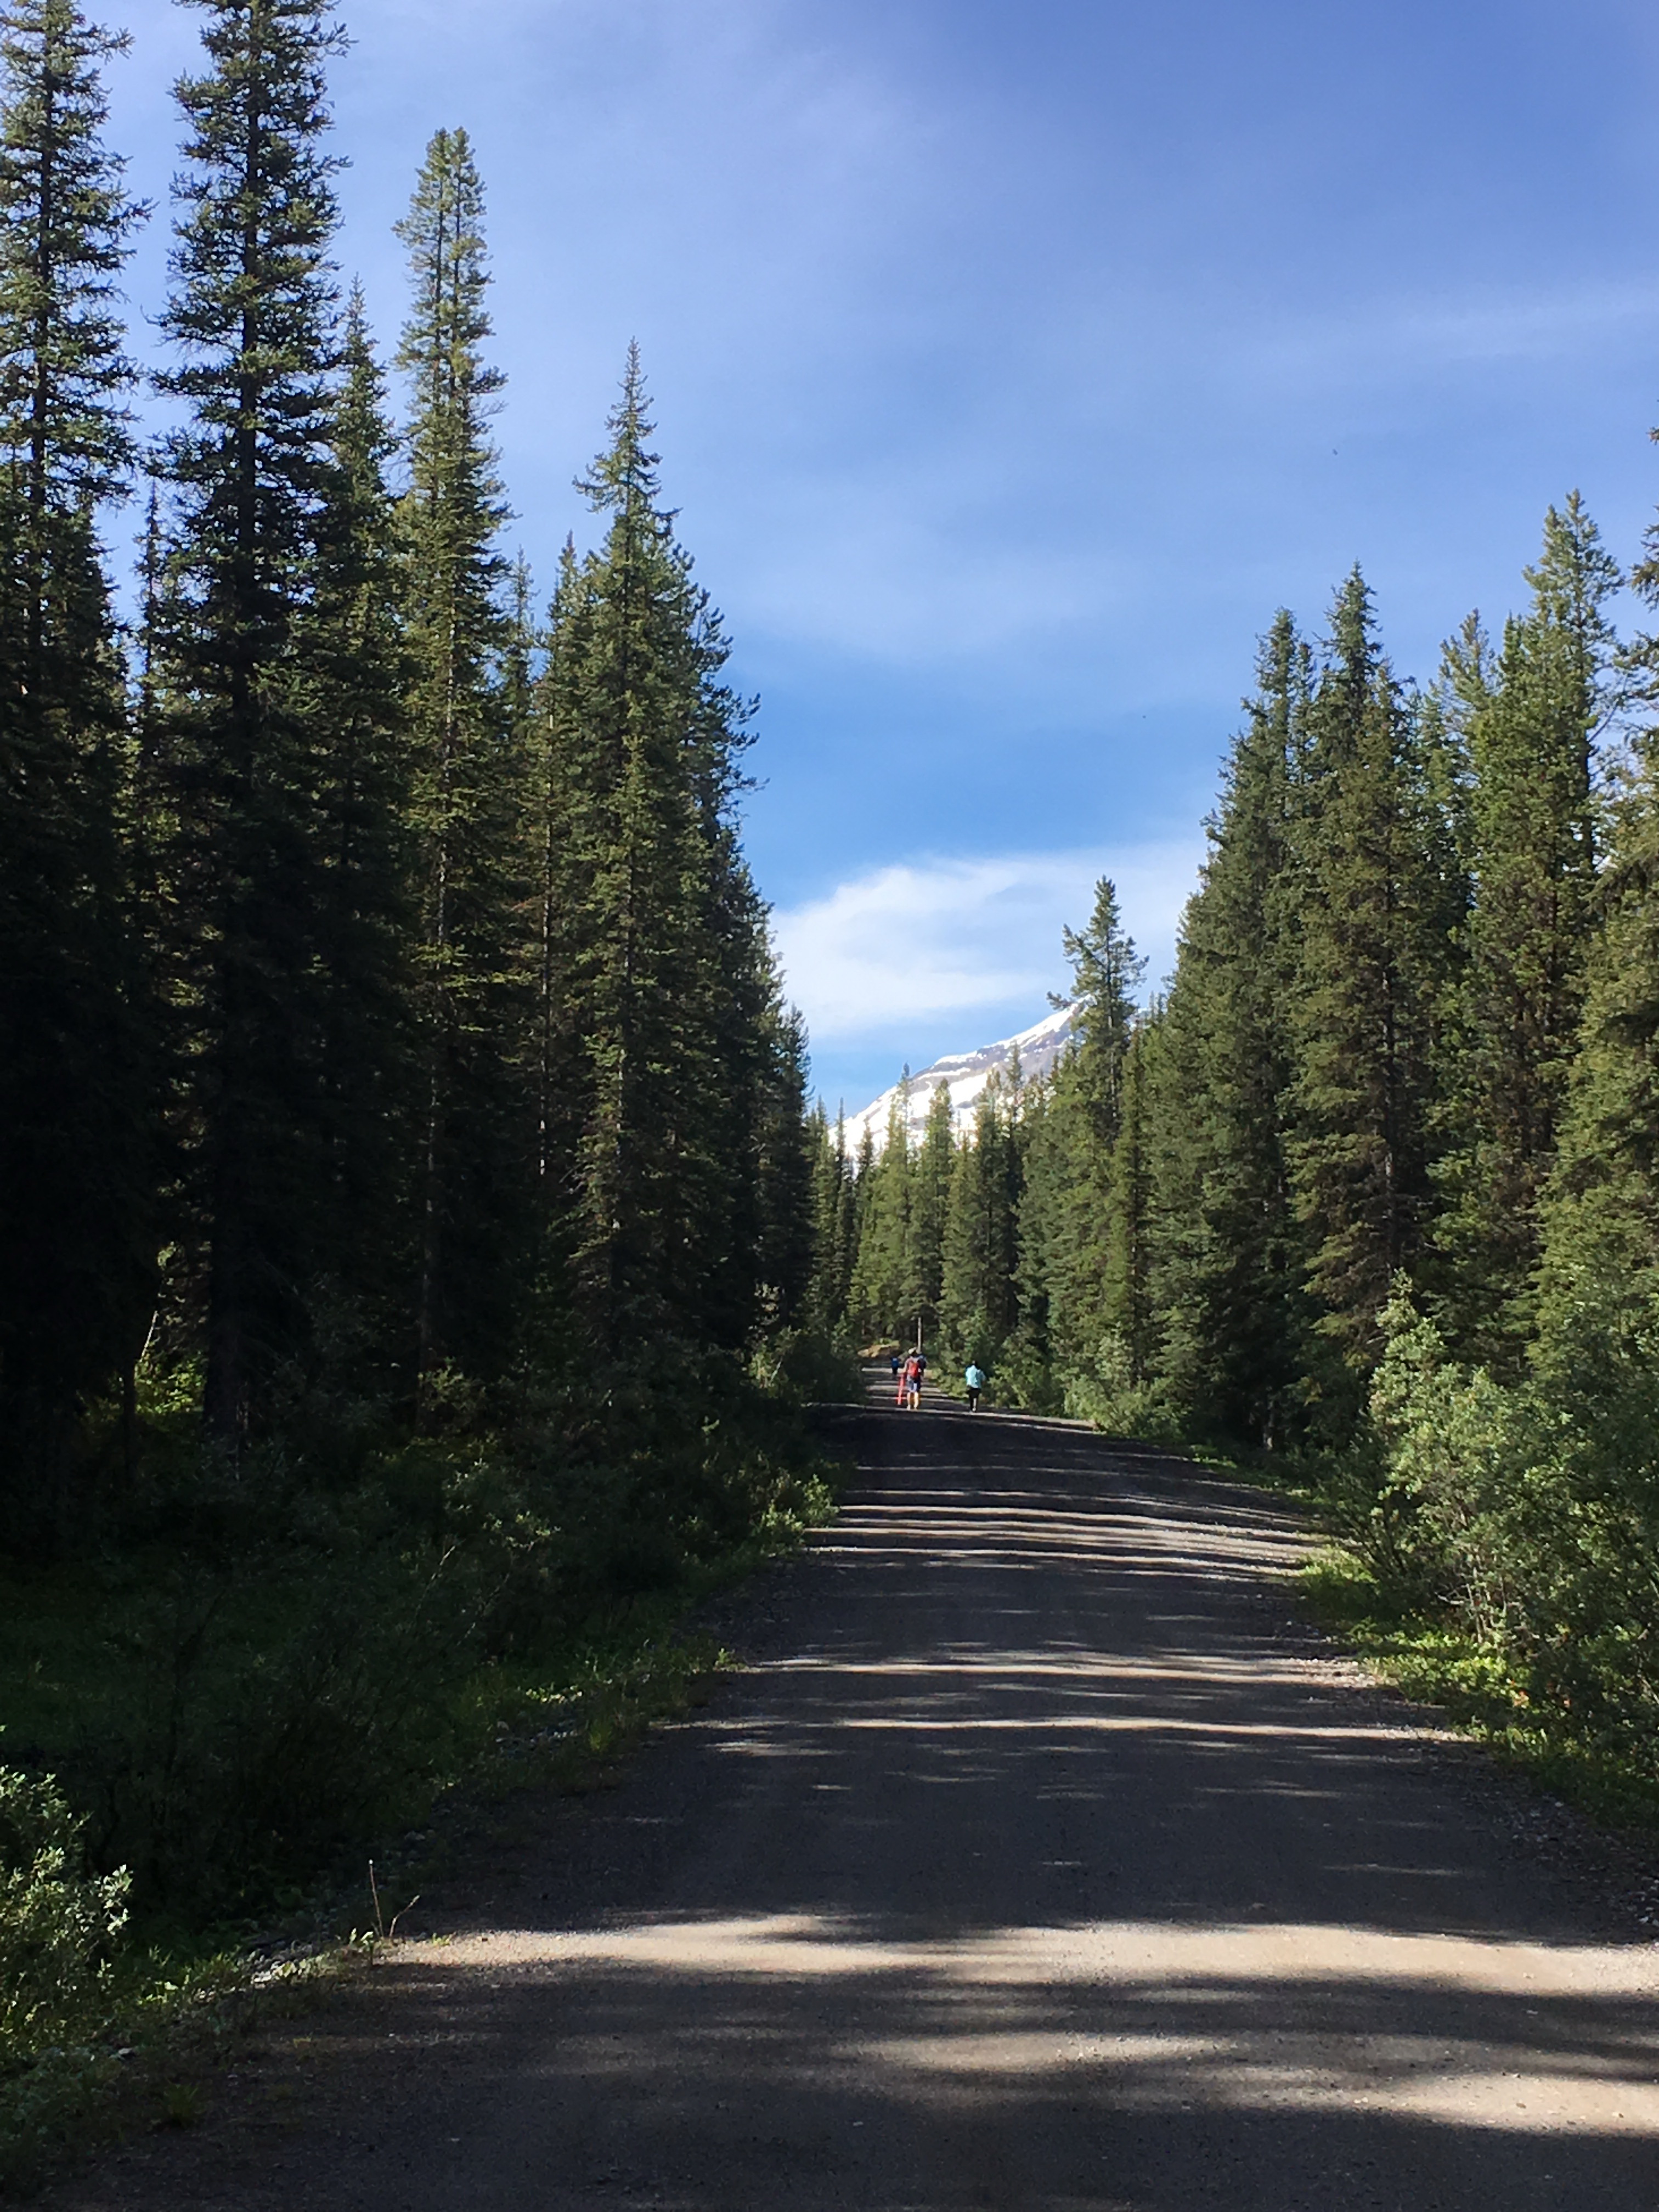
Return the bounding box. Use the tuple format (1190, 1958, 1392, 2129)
(0, 1767, 128, 2069)
(89, 1536, 475, 1913)
(992, 1344, 1066, 1414)
(1064, 1330, 1177, 1440)
(753, 1327, 863, 1408)
(1365, 1290, 1528, 1635)
(1362, 1276, 1659, 1778)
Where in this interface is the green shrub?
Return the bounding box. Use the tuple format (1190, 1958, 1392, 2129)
(0, 1767, 128, 2069)
(1361, 1277, 1659, 1780)
(92, 1539, 473, 1912)
(753, 1327, 863, 1407)
(1064, 1331, 1177, 1440)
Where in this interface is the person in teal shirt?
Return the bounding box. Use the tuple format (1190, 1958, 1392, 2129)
(964, 1362, 984, 1412)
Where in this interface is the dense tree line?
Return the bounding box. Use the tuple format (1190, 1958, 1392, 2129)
(820, 514, 1620, 1434)
(0, 0, 815, 1554)
(820, 485, 1659, 1768)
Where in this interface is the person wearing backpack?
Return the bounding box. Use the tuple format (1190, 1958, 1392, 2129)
(964, 1361, 984, 1412)
(904, 1351, 924, 1409)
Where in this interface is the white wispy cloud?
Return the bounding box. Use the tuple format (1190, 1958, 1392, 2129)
(772, 840, 1204, 1045)
(1239, 280, 1659, 390)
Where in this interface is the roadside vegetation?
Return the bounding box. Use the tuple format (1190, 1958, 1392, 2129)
(0, 0, 861, 2183)
(0, 1377, 844, 2186)
(9, 0, 1659, 2177)
(821, 476, 1659, 1832)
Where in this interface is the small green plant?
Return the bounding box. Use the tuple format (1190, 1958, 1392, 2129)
(158, 2081, 203, 2128)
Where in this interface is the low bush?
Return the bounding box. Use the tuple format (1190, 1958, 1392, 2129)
(0, 1345, 842, 2183)
(0, 1764, 134, 2186)
(0, 1766, 129, 2068)
(1, 1344, 840, 1928)
(1291, 1275, 1659, 1821)
(753, 1326, 864, 1408)
(1063, 1330, 1181, 1441)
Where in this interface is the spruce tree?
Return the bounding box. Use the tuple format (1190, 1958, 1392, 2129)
(1039, 881, 1142, 1383)
(1436, 496, 1617, 1364)
(1536, 478, 1659, 1311)
(149, 0, 348, 1443)
(1289, 569, 1457, 1378)
(686, 674, 777, 1353)
(910, 1081, 955, 1346)
(395, 125, 528, 1390)
(940, 1072, 1020, 1367)
(1152, 614, 1310, 1443)
(538, 351, 778, 1363)
(0, 0, 140, 524)
(0, 0, 149, 1525)
(292, 285, 415, 1359)
(846, 1124, 876, 1334)
(1065, 878, 1143, 1142)
(528, 537, 583, 1197)
(1103, 1012, 1161, 1384)
(753, 999, 815, 1332)
(1535, 748, 1659, 1289)
(1008, 1071, 1062, 1406)
(847, 1084, 912, 1343)
(805, 1105, 851, 1334)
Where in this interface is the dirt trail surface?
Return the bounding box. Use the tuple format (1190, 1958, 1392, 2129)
(52, 1389, 1659, 2210)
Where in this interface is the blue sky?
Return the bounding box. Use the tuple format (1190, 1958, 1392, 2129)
(102, 0, 1659, 1110)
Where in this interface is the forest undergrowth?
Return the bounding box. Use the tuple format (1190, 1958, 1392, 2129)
(0, 1337, 854, 2190)
(0, 0, 861, 2180)
(1189, 1298, 1659, 1843)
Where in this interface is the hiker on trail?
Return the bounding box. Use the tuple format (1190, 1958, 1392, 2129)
(905, 1351, 926, 1410)
(964, 1362, 984, 1412)
(890, 1351, 902, 1381)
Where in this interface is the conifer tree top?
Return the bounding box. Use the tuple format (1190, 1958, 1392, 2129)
(578, 341, 668, 523)
(0, 0, 147, 506)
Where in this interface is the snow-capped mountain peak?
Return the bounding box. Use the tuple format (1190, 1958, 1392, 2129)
(839, 1002, 1080, 1154)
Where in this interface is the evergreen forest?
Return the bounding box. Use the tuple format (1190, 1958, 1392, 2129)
(8, 0, 1659, 2142)
(820, 501, 1659, 1804)
(0, 0, 830, 2017)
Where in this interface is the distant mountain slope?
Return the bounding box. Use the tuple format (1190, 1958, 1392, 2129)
(843, 1002, 1079, 1153)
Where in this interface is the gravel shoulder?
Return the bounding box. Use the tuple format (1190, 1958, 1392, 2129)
(45, 1393, 1659, 2211)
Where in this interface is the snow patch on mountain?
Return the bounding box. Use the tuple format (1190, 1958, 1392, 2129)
(842, 1001, 1080, 1155)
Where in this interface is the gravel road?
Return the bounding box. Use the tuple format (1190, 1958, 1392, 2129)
(54, 1389, 1659, 2210)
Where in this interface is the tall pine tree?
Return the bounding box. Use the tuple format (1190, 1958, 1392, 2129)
(1289, 569, 1457, 1379)
(1435, 495, 1617, 1364)
(848, 1084, 913, 1344)
(395, 126, 528, 1391)
(1102, 1010, 1161, 1385)
(1152, 614, 1310, 1443)
(537, 351, 781, 1364)
(291, 283, 415, 1364)
(0, 0, 149, 1527)
(910, 1081, 955, 1347)
(150, 0, 352, 1443)
(940, 1071, 1020, 1367)
(1040, 880, 1142, 1383)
